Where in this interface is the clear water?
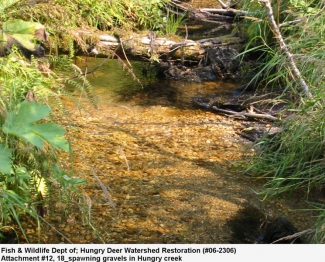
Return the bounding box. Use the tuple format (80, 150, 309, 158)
(76, 57, 239, 108)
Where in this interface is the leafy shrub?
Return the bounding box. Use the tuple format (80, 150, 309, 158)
(0, 2, 91, 241)
(0, 100, 86, 241)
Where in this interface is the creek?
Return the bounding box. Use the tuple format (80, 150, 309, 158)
(47, 56, 316, 244)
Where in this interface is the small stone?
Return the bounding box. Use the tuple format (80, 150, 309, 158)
(85, 235, 92, 241)
(148, 191, 159, 195)
(182, 217, 192, 222)
(110, 233, 118, 239)
(126, 229, 137, 235)
(102, 179, 110, 185)
(71, 237, 80, 243)
(141, 230, 151, 237)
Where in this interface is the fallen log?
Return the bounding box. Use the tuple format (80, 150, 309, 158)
(72, 29, 245, 62)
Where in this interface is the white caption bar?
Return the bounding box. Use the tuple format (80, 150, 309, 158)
(0, 244, 323, 262)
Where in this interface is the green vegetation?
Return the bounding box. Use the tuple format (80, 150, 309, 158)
(238, 0, 325, 242)
(9, 0, 170, 33)
(163, 9, 186, 36)
(0, 0, 178, 243)
(0, 49, 90, 242)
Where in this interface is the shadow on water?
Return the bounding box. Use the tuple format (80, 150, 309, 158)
(76, 57, 239, 109)
(227, 204, 267, 244)
(178, 20, 234, 41)
(0, 228, 18, 244)
(227, 204, 304, 244)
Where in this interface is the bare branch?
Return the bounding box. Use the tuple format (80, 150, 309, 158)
(271, 229, 313, 244)
(259, 0, 312, 98)
(216, 0, 228, 9)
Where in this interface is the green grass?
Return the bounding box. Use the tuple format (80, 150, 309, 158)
(238, 0, 325, 243)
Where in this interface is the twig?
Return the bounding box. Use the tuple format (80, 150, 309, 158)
(117, 146, 130, 172)
(38, 216, 73, 244)
(113, 53, 143, 88)
(280, 19, 303, 27)
(91, 169, 116, 208)
(119, 38, 132, 68)
(216, 0, 228, 9)
(271, 229, 313, 244)
(69, 57, 110, 79)
(119, 105, 134, 113)
(83, 195, 92, 225)
(169, 0, 187, 12)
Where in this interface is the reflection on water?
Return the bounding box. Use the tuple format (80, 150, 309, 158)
(178, 21, 233, 41)
(76, 57, 238, 108)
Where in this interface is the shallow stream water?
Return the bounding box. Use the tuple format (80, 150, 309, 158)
(76, 58, 239, 107)
(51, 57, 317, 244)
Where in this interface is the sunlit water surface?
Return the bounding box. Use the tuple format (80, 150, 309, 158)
(70, 57, 316, 244)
